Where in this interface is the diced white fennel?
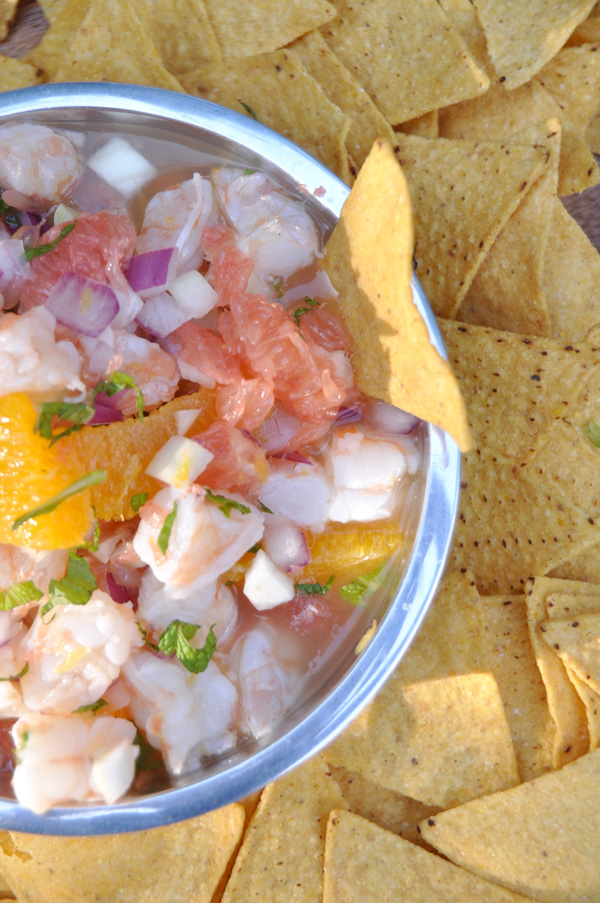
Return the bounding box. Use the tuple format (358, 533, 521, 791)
(145, 435, 213, 489)
(54, 203, 79, 225)
(175, 408, 201, 436)
(244, 550, 295, 610)
(87, 137, 158, 197)
(237, 629, 288, 737)
(169, 269, 218, 318)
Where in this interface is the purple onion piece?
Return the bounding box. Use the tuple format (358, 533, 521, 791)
(17, 211, 42, 227)
(106, 572, 135, 605)
(90, 399, 125, 425)
(333, 404, 363, 426)
(46, 272, 119, 337)
(126, 247, 178, 298)
(272, 451, 313, 465)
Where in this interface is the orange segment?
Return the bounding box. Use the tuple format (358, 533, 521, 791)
(301, 523, 404, 583)
(0, 393, 93, 550)
(61, 388, 217, 522)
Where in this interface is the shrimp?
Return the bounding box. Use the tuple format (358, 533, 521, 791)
(211, 167, 320, 283)
(133, 484, 264, 598)
(122, 650, 238, 774)
(0, 238, 30, 310)
(136, 173, 217, 271)
(11, 713, 138, 813)
(19, 590, 143, 714)
(0, 542, 68, 594)
(112, 331, 180, 416)
(258, 458, 331, 533)
(236, 628, 289, 738)
(0, 623, 29, 717)
(137, 570, 238, 642)
(0, 123, 81, 208)
(0, 306, 84, 400)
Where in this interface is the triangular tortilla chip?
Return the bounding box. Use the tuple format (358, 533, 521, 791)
(457, 119, 560, 336)
(27, 0, 88, 79)
(541, 613, 600, 697)
(323, 139, 472, 451)
(395, 110, 439, 138)
(567, 17, 600, 43)
(564, 665, 600, 750)
(551, 541, 600, 583)
(527, 421, 600, 518)
(536, 42, 600, 134)
(324, 810, 535, 903)
(420, 748, 600, 903)
(394, 132, 549, 319)
(438, 0, 493, 76)
(0, 0, 17, 40)
(321, 0, 488, 123)
(0, 54, 44, 90)
(324, 570, 520, 808)
(180, 50, 352, 184)
(221, 756, 348, 903)
(471, 0, 596, 88)
(53, 0, 184, 92)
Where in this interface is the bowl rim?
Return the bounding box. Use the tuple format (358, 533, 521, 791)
(0, 83, 460, 834)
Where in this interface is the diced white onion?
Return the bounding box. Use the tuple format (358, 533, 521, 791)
(169, 269, 218, 318)
(145, 435, 214, 489)
(244, 550, 295, 610)
(87, 137, 158, 198)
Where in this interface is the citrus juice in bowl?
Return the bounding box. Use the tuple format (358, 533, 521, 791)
(0, 83, 460, 834)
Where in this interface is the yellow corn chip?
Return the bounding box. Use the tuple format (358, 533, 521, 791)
(323, 139, 472, 450)
(35, 0, 67, 23)
(541, 613, 600, 696)
(129, 0, 221, 74)
(527, 421, 600, 517)
(546, 590, 600, 617)
(438, 0, 493, 76)
(537, 42, 600, 134)
(394, 111, 439, 138)
(325, 810, 538, 903)
(26, 0, 88, 80)
(203, 0, 335, 60)
(394, 132, 549, 319)
(479, 595, 555, 780)
(0, 807, 245, 903)
(0, 54, 43, 90)
(180, 50, 352, 184)
(221, 756, 348, 903)
(324, 569, 520, 808)
(321, 0, 489, 124)
(421, 748, 600, 903)
(567, 17, 600, 42)
(0, 0, 18, 41)
(551, 542, 600, 583)
(471, 0, 596, 89)
(567, 666, 600, 749)
(53, 0, 184, 92)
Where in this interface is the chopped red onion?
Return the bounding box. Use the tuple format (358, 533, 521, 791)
(136, 290, 187, 338)
(365, 400, 421, 436)
(262, 515, 310, 572)
(333, 404, 363, 426)
(272, 451, 313, 465)
(17, 211, 42, 227)
(90, 392, 125, 425)
(106, 572, 135, 605)
(126, 247, 178, 299)
(46, 272, 119, 337)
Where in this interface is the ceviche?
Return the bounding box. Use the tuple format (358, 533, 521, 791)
(0, 122, 422, 813)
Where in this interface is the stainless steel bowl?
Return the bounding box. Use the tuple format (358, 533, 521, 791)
(0, 83, 460, 835)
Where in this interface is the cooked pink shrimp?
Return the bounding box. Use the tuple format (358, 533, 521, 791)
(236, 628, 289, 737)
(11, 713, 138, 813)
(113, 331, 180, 415)
(123, 650, 238, 774)
(136, 173, 217, 271)
(137, 571, 238, 642)
(133, 485, 264, 598)
(20, 591, 143, 714)
(0, 306, 84, 400)
(0, 123, 81, 208)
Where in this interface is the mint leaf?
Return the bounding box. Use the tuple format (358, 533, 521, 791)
(35, 400, 95, 445)
(131, 492, 148, 514)
(24, 221, 75, 261)
(73, 698, 108, 714)
(339, 565, 385, 605)
(41, 551, 97, 616)
(205, 488, 251, 518)
(238, 100, 258, 120)
(293, 297, 319, 324)
(0, 581, 43, 611)
(11, 468, 107, 531)
(158, 620, 217, 674)
(157, 502, 177, 554)
(0, 663, 28, 682)
(295, 575, 335, 595)
(137, 621, 159, 652)
(92, 370, 144, 420)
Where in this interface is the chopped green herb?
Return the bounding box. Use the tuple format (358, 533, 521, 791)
(339, 565, 385, 605)
(293, 297, 319, 323)
(0, 194, 12, 217)
(12, 468, 107, 531)
(158, 620, 217, 674)
(41, 551, 97, 617)
(14, 729, 29, 765)
(248, 542, 261, 554)
(157, 502, 178, 555)
(137, 621, 159, 652)
(272, 276, 283, 297)
(79, 514, 100, 553)
(205, 488, 251, 518)
(24, 221, 75, 261)
(238, 100, 258, 120)
(0, 581, 43, 611)
(134, 728, 164, 775)
(295, 575, 335, 595)
(259, 501, 273, 514)
(131, 492, 149, 514)
(243, 167, 256, 175)
(92, 370, 145, 420)
(0, 663, 28, 682)
(35, 400, 95, 445)
(73, 698, 108, 714)
(584, 419, 600, 448)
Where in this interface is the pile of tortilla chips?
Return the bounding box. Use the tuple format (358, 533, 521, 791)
(2, 0, 600, 901)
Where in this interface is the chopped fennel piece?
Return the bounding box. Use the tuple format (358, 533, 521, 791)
(168, 269, 218, 318)
(87, 137, 158, 198)
(145, 435, 213, 489)
(174, 409, 200, 436)
(53, 203, 79, 225)
(244, 549, 295, 610)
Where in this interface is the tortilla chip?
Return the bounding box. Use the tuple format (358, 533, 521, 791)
(551, 542, 600, 583)
(526, 576, 590, 766)
(541, 613, 600, 696)
(288, 30, 396, 170)
(394, 111, 439, 138)
(202, 0, 335, 59)
(0, 0, 18, 41)
(327, 764, 441, 848)
(457, 119, 559, 336)
(567, 17, 600, 43)
(536, 42, 600, 133)
(546, 590, 600, 618)
(421, 748, 600, 903)
(325, 810, 534, 903)
(180, 50, 352, 184)
(439, 319, 600, 462)
(527, 420, 600, 517)
(585, 113, 600, 152)
(0, 54, 43, 90)
(53, 0, 184, 92)
(321, 0, 489, 124)
(438, 0, 493, 75)
(0, 806, 245, 903)
(394, 132, 549, 319)
(323, 139, 472, 451)
(324, 569, 520, 808)
(471, 0, 596, 89)
(479, 595, 555, 780)
(129, 0, 221, 74)
(220, 756, 348, 903)
(35, 0, 67, 23)
(564, 665, 600, 749)
(542, 200, 600, 342)
(438, 79, 600, 196)
(26, 0, 88, 79)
